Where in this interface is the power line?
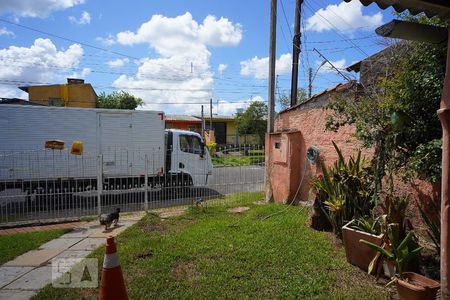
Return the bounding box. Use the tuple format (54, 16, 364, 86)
(303, 1, 369, 56)
(0, 18, 140, 61)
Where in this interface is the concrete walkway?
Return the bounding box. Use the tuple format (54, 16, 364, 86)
(0, 212, 145, 300)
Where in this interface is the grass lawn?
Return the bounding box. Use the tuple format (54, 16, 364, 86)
(212, 155, 264, 167)
(0, 228, 71, 265)
(33, 192, 390, 299)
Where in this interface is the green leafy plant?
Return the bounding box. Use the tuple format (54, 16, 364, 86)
(206, 141, 217, 157)
(417, 197, 440, 253)
(311, 141, 375, 238)
(350, 216, 383, 235)
(360, 223, 422, 285)
(380, 188, 410, 238)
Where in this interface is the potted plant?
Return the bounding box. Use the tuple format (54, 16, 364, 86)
(342, 216, 383, 272)
(361, 223, 439, 300)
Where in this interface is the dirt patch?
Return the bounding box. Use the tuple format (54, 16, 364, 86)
(227, 206, 250, 213)
(142, 222, 167, 234)
(172, 260, 199, 289)
(134, 249, 153, 260)
(157, 208, 187, 219)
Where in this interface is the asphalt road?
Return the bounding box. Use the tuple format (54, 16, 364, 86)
(0, 165, 265, 224)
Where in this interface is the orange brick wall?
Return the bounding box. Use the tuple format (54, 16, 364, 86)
(274, 106, 438, 231)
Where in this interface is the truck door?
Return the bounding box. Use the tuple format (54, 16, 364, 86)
(99, 113, 132, 176)
(173, 133, 209, 186)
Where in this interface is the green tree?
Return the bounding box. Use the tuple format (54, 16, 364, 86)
(236, 101, 268, 143)
(97, 91, 144, 110)
(325, 17, 446, 185)
(278, 88, 307, 111)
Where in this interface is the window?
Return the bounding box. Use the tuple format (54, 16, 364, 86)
(48, 98, 64, 106)
(179, 134, 203, 155)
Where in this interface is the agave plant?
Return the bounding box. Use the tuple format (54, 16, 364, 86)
(311, 141, 375, 238)
(350, 216, 384, 235)
(360, 223, 422, 285)
(417, 197, 440, 253)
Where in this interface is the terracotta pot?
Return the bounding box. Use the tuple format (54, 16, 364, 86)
(342, 220, 383, 272)
(397, 272, 440, 300)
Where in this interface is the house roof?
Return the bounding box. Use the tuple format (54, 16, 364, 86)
(343, 0, 450, 22)
(279, 81, 359, 114)
(346, 42, 409, 72)
(165, 114, 202, 122)
(0, 98, 44, 106)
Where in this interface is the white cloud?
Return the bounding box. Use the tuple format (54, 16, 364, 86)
(70, 67, 91, 78)
(0, 38, 84, 97)
(107, 58, 129, 68)
(305, 1, 383, 33)
(109, 12, 242, 113)
(240, 53, 292, 80)
(198, 15, 242, 46)
(0, 0, 84, 18)
(215, 96, 265, 116)
(217, 63, 227, 74)
(115, 12, 242, 57)
(96, 34, 116, 46)
(317, 58, 347, 74)
(0, 27, 14, 36)
(69, 11, 91, 25)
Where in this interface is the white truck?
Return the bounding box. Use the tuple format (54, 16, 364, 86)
(0, 104, 213, 193)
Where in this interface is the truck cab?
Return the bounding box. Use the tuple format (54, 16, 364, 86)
(165, 129, 213, 186)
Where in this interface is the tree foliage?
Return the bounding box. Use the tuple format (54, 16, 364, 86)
(325, 16, 446, 184)
(97, 91, 144, 110)
(236, 101, 267, 143)
(278, 88, 307, 111)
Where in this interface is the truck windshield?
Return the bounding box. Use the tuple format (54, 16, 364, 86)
(179, 134, 203, 155)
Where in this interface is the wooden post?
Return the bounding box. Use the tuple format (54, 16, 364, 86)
(290, 0, 302, 107)
(265, 0, 277, 202)
(439, 26, 450, 300)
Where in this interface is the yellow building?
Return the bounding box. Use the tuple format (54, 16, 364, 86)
(19, 78, 97, 108)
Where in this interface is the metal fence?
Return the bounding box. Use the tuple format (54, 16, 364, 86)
(0, 146, 265, 225)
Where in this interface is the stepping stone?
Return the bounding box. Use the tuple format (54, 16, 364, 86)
(3, 249, 65, 267)
(227, 206, 250, 213)
(0, 267, 33, 289)
(4, 266, 52, 290)
(39, 238, 82, 250)
(0, 290, 35, 300)
(69, 238, 105, 251)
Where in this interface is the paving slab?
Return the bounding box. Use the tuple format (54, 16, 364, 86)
(0, 290, 35, 300)
(0, 267, 33, 289)
(88, 223, 132, 238)
(3, 248, 65, 267)
(69, 238, 105, 251)
(52, 250, 91, 261)
(4, 266, 52, 290)
(39, 237, 82, 250)
(59, 226, 100, 238)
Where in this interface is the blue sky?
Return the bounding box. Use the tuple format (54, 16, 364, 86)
(0, 0, 395, 115)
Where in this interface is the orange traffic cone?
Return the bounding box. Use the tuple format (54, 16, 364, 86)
(99, 236, 128, 300)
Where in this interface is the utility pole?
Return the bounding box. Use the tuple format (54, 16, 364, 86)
(209, 98, 213, 131)
(265, 0, 277, 203)
(290, 0, 303, 107)
(313, 48, 351, 81)
(267, 0, 277, 133)
(201, 105, 204, 137)
(308, 67, 312, 99)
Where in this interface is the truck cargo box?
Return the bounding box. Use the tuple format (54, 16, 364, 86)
(0, 105, 165, 180)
